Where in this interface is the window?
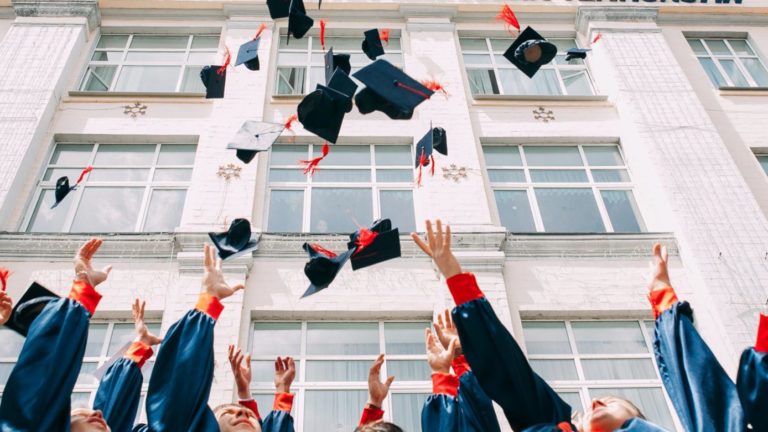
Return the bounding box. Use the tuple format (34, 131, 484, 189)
(0, 321, 160, 422)
(26, 143, 195, 233)
(274, 30, 403, 95)
(484, 144, 644, 233)
(267, 144, 415, 233)
(249, 321, 431, 432)
(687, 38, 768, 88)
(460, 37, 594, 96)
(79, 34, 219, 93)
(756, 154, 768, 175)
(522, 320, 678, 430)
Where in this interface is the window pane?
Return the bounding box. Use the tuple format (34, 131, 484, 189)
(589, 387, 675, 431)
(268, 190, 303, 232)
(494, 190, 536, 232)
(601, 190, 644, 233)
(459, 38, 488, 51)
(89, 168, 150, 181)
(251, 322, 301, 356)
(387, 360, 431, 381)
(584, 146, 623, 166)
(276, 67, 306, 95)
(379, 190, 415, 233)
(191, 36, 219, 49)
(463, 53, 492, 65)
(316, 145, 370, 165)
(305, 361, 369, 381)
(557, 392, 584, 412)
(269, 169, 306, 182)
(571, 321, 648, 354)
(43, 168, 83, 181)
(143, 189, 186, 232)
(582, 359, 657, 380)
(705, 39, 730, 55)
(97, 35, 129, 49)
(94, 144, 155, 165)
(384, 322, 429, 355)
(309, 66, 324, 91)
(271, 145, 307, 165)
(484, 146, 523, 166)
(467, 69, 499, 95)
(719, 59, 749, 86)
(522, 321, 572, 354)
(250, 360, 300, 383)
(81, 66, 117, 91)
(180, 66, 205, 93)
(687, 39, 707, 55)
(188, 52, 215, 63)
(130, 35, 189, 49)
(376, 170, 412, 182)
(530, 169, 588, 183)
(306, 322, 379, 355)
(561, 70, 593, 95)
(728, 39, 754, 56)
(91, 51, 123, 62)
(758, 155, 768, 175)
(108, 323, 159, 355)
(375, 145, 411, 166)
(316, 37, 360, 51)
(70, 187, 144, 232)
(490, 39, 512, 52)
(0, 328, 24, 357)
(499, 69, 561, 96)
(312, 169, 370, 183)
(50, 144, 93, 165)
(392, 393, 429, 432)
(304, 390, 367, 432)
(524, 146, 583, 166)
(310, 188, 372, 233)
(158, 144, 196, 165)
(534, 188, 605, 233)
(592, 170, 630, 183)
(114, 66, 181, 92)
(741, 58, 768, 86)
(530, 359, 578, 381)
(85, 324, 108, 357)
(488, 169, 525, 182)
(27, 189, 72, 232)
(125, 51, 186, 62)
(698, 58, 727, 87)
(0, 363, 15, 385)
(153, 168, 192, 181)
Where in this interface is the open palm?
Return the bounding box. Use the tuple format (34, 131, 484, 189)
(74, 238, 112, 286)
(426, 328, 456, 374)
(133, 299, 161, 346)
(202, 244, 245, 300)
(648, 243, 671, 291)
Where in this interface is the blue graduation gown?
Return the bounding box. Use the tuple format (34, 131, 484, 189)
(93, 357, 144, 432)
(261, 410, 295, 432)
(525, 418, 667, 432)
(736, 314, 768, 432)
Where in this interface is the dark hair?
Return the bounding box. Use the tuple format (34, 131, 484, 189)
(354, 422, 405, 432)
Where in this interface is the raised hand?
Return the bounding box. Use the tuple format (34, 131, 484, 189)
(426, 328, 457, 374)
(433, 309, 462, 356)
(74, 238, 112, 286)
(0, 291, 12, 326)
(648, 243, 671, 291)
(367, 354, 395, 407)
(228, 345, 252, 400)
(202, 243, 245, 300)
(132, 299, 161, 346)
(411, 220, 462, 280)
(274, 356, 296, 394)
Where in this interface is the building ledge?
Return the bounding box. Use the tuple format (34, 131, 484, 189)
(472, 94, 610, 106)
(271, 94, 304, 103)
(66, 91, 207, 102)
(719, 87, 768, 96)
(504, 232, 678, 258)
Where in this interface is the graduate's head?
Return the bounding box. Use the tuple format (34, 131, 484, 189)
(214, 403, 262, 432)
(355, 421, 404, 432)
(70, 408, 111, 432)
(580, 396, 645, 432)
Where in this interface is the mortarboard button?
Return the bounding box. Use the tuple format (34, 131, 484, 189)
(503, 26, 558, 79)
(200, 65, 227, 99)
(208, 218, 260, 260)
(5, 282, 59, 337)
(362, 29, 385, 61)
(287, 0, 314, 42)
(352, 59, 434, 120)
(235, 38, 261, 71)
(346, 219, 401, 271)
(226, 121, 286, 164)
(267, 0, 291, 19)
(565, 48, 590, 62)
(301, 243, 354, 298)
(324, 47, 352, 85)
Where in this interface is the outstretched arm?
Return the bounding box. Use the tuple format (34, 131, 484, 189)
(261, 356, 296, 432)
(358, 354, 394, 427)
(230, 344, 263, 422)
(421, 327, 461, 432)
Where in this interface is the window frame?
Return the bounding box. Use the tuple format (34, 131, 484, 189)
(687, 37, 768, 88)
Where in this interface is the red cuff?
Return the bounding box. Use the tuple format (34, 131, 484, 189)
(451, 355, 470, 378)
(273, 392, 294, 412)
(359, 404, 385, 426)
(239, 399, 262, 421)
(446, 273, 484, 306)
(756, 313, 768, 353)
(431, 372, 459, 397)
(195, 292, 224, 321)
(124, 341, 153, 368)
(68, 279, 102, 315)
(648, 286, 678, 319)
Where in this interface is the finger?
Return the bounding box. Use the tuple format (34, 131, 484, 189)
(244, 353, 251, 370)
(228, 344, 235, 360)
(287, 357, 295, 371)
(232, 283, 245, 293)
(385, 375, 395, 389)
(445, 309, 453, 329)
(78, 238, 94, 259)
(92, 238, 103, 255)
(216, 255, 222, 271)
(435, 219, 443, 251)
(433, 323, 444, 342)
(411, 233, 433, 257)
(437, 313, 444, 329)
(652, 243, 661, 260)
(102, 265, 113, 276)
(140, 301, 146, 319)
(661, 246, 669, 264)
(447, 338, 458, 355)
(275, 357, 281, 373)
(445, 224, 451, 251)
(425, 220, 436, 252)
(204, 244, 212, 269)
(425, 328, 431, 352)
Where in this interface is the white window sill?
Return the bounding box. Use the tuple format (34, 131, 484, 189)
(473, 94, 609, 104)
(719, 87, 768, 96)
(271, 94, 305, 103)
(67, 91, 207, 100)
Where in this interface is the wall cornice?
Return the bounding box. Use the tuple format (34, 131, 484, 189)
(13, 0, 99, 30)
(504, 232, 678, 258)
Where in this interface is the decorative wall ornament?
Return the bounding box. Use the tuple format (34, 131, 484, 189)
(533, 106, 555, 122)
(217, 163, 242, 180)
(442, 164, 469, 182)
(123, 102, 147, 118)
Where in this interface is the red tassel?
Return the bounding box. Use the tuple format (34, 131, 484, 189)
(416, 150, 428, 187)
(217, 47, 231, 75)
(592, 32, 602, 44)
(379, 28, 390, 45)
(76, 166, 93, 184)
(353, 228, 379, 256)
(320, 20, 327, 51)
(395, 81, 431, 99)
(0, 268, 10, 292)
(284, 113, 298, 130)
(299, 142, 330, 176)
(416, 165, 423, 187)
(430, 154, 435, 177)
(496, 4, 520, 34)
(557, 422, 574, 432)
(420, 79, 449, 98)
(310, 243, 337, 258)
(253, 23, 267, 40)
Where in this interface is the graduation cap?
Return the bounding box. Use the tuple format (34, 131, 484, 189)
(564, 48, 590, 62)
(297, 69, 356, 143)
(287, 0, 313, 42)
(200, 65, 227, 99)
(353, 60, 434, 120)
(301, 243, 354, 298)
(226, 121, 286, 164)
(415, 125, 447, 168)
(51, 166, 92, 209)
(362, 29, 385, 61)
(502, 26, 558, 79)
(346, 219, 401, 271)
(267, 0, 290, 19)
(5, 282, 59, 337)
(324, 47, 352, 84)
(208, 218, 260, 260)
(235, 38, 261, 71)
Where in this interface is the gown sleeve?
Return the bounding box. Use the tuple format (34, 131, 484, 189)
(421, 372, 460, 432)
(736, 313, 768, 432)
(261, 392, 295, 432)
(239, 399, 262, 423)
(143, 292, 222, 432)
(650, 286, 745, 432)
(454, 356, 502, 432)
(447, 273, 571, 431)
(358, 403, 384, 427)
(93, 341, 154, 432)
(0, 280, 101, 432)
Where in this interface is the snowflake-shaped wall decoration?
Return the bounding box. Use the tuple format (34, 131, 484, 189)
(442, 164, 468, 183)
(533, 106, 555, 122)
(217, 163, 242, 180)
(123, 102, 147, 118)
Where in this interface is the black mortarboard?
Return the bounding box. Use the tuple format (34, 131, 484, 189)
(346, 219, 401, 270)
(301, 243, 354, 298)
(327, 67, 358, 99)
(208, 218, 260, 260)
(5, 282, 59, 337)
(362, 29, 385, 61)
(414, 126, 448, 167)
(324, 47, 352, 84)
(353, 60, 434, 120)
(235, 38, 261, 71)
(503, 26, 558, 79)
(200, 65, 226, 99)
(565, 48, 590, 62)
(287, 0, 313, 42)
(226, 121, 285, 164)
(297, 70, 356, 143)
(52, 177, 75, 209)
(267, 0, 290, 19)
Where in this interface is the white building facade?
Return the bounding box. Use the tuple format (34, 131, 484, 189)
(1, 0, 768, 430)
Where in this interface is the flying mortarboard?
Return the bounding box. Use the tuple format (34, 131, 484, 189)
(5, 282, 59, 337)
(227, 121, 286, 164)
(266, 0, 291, 19)
(503, 26, 558, 79)
(287, 0, 314, 42)
(301, 243, 354, 298)
(346, 219, 401, 270)
(324, 47, 352, 84)
(51, 166, 92, 209)
(362, 29, 385, 61)
(353, 60, 434, 120)
(564, 48, 590, 62)
(208, 218, 260, 260)
(297, 69, 357, 143)
(235, 38, 261, 71)
(414, 125, 447, 168)
(200, 65, 227, 99)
